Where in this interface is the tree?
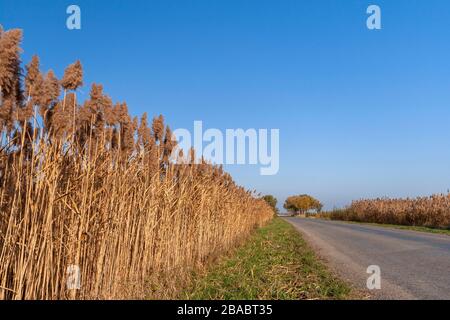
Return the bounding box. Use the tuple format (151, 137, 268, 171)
(283, 194, 323, 216)
(262, 195, 278, 214)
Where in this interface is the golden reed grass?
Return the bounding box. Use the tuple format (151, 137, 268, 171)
(0, 26, 273, 299)
(320, 194, 450, 229)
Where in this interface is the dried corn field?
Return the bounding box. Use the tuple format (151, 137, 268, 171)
(320, 194, 450, 229)
(0, 26, 273, 299)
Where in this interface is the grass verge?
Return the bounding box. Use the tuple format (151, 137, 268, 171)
(179, 218, 354, 300)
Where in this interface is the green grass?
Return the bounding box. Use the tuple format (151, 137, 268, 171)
(179, 218, 354, 300)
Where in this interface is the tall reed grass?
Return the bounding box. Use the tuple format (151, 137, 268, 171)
(0, 26, 273, 299)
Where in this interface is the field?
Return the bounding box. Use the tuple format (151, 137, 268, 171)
(318, 194, 450, 230)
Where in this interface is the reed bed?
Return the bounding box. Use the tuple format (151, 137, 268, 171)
(319, 194, 450, 229)
(0, 26, 273, 300)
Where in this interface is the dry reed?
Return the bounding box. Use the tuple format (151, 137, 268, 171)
(0, 26, 273, 300)
(320, 194, 450, 229)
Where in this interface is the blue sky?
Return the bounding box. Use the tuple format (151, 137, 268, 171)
(2, 0, 450, 210)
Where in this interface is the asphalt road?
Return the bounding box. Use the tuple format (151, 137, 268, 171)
(283, 217, 450, 300)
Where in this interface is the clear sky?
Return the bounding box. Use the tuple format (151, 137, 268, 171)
(2, 0, 450, 210)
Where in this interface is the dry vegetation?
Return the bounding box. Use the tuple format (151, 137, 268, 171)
(0, 26, 273, 299)
(319, 194, 450, 229)
(182, 218, 353, 300)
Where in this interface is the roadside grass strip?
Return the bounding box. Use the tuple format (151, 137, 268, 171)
(181, 218, 354, 300)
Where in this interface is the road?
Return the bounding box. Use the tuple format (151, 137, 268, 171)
(283, 217, 450, 300)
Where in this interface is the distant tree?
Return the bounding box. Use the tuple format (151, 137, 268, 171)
(283, 194, 323, 216)
(314, 201, 323, 213)
(262, 195, 278, 214)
